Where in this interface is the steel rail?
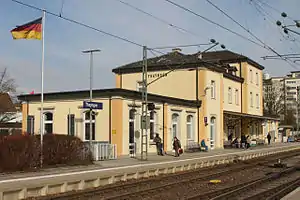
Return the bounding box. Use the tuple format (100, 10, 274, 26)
(187, 165, 300, 200)
(32, 150, 300, 200)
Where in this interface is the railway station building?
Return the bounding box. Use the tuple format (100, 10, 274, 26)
(18, 50, 280, 156)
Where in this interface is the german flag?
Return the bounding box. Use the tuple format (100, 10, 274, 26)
(11, 17, 42, 40)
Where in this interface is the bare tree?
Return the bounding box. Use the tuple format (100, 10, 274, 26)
(0, 68, 16, 93)
(263, 87, 284, 116)
(0, 68, 17, 123)
(282, 108, 297, 127)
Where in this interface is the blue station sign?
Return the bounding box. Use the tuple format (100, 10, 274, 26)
(83, 101, 103, 110)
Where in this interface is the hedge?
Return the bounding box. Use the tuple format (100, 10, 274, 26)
(0, 134, 93, 172)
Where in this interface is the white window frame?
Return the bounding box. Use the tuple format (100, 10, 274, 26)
(186, 115, 194, 141)
(250, 69, 253, 83)
(235, 89, 239, 105)
(150, 110, 158, 141)
(171, 113, 180, 139)
(211, 80, 216, 99)
(250, 92, 253, 107)
(228, 87, 232, 104)
(83, 111, 96, 141)
(256, 93, 259, 109)
(44, 112, 53, 134)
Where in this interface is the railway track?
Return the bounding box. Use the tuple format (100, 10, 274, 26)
(187, 165, 300, 200)
(31, 149, 300, 200)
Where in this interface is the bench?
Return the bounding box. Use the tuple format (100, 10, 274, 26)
(223, 140, 233, 149)
(256, 139, 265, 145)
(185, 142, 207, 153)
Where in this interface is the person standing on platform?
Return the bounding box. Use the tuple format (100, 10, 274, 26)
(173, 137, 181, 157)
(267, 133, 272, 145)
(154, 133, 163, 156)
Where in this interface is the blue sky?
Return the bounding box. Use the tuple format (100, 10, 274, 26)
(1, 0, 300, 94)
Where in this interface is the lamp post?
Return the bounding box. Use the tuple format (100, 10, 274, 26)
(82, 49, 101, 151)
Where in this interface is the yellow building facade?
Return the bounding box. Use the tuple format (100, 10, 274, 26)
(19, 50, 279, 156)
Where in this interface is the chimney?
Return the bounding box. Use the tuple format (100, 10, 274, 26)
(172, 48, 182, 53)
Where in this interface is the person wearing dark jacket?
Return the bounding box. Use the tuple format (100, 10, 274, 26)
(173, 136, 181, 157)
(153, 133, 163, 156)
(241, 134, 247, 149)
(267, 133, 272, 145)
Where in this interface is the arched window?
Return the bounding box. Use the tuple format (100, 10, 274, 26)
(172, 113, 179, 138)
(186, 115, 194, 140)
(44, 112, 53, 134)
(84, 111, 96, 140)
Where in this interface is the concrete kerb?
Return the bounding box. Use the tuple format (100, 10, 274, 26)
(0, 145, 300, 200)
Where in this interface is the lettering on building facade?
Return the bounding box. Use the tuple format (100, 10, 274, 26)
(148, 73, 168, 79)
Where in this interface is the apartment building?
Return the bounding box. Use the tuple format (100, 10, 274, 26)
(264, 71, 300, 121)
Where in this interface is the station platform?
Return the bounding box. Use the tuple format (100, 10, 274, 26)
(97, 142, 297, 168)
(0, 142, 299, 200)
(0, 142, 298, 182)
(282, 187, 300, 200)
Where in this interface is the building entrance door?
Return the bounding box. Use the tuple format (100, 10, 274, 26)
(210, 117, 216, 149)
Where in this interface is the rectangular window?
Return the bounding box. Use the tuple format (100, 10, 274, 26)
(211, 80, 216, 99)
(150, 111, 155, 140)
(67, 114, 75, 136)
(250, 92, 253, 107)
(27, 115, 35, 135)
(256, 72, 259, 86)
(256, 94, 259, 109)
(187, 115, 194, 140)
(235, 89, 239, 105)
(85, 123, 95, 140)
(250, 69, 253, 83)
(228, 87, 232, 104)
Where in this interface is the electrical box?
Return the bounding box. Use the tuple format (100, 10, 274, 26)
(141, 115, 150, 129)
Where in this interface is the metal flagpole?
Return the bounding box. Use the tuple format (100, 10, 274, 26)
(89, 51, 93, 151)
(40, 10, 46, 168)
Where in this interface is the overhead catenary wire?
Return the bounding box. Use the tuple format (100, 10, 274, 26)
(12, 0, 219, 57)
(115, 0, 210, 41)
(205, 0, 300, 69)
(255, 0, 296, 21)
(164, 0, 265, 49)
(12, 0, 144, 48)
(166, 0, 299, 69)
(11, 0, 245, 76)
(250, 0, 300, 55)
(165, 0, 300, 69)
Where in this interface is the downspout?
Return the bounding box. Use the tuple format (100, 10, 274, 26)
(240, 61, 242, 113)
(240, 61, 243, 136)
(196, 66, 200, 143)
(162, 102, 165, 146)
(109, 97, 112, 143)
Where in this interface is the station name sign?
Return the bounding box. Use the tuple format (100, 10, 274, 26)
(83, 101, 103, 110)
(148, 73, 168, 79)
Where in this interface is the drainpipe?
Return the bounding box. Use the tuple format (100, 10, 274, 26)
(162, 102, 165, 147)
(109, 97, 112, 144)
(196, 66, 200, 143)
(240, 61, 243, 137)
